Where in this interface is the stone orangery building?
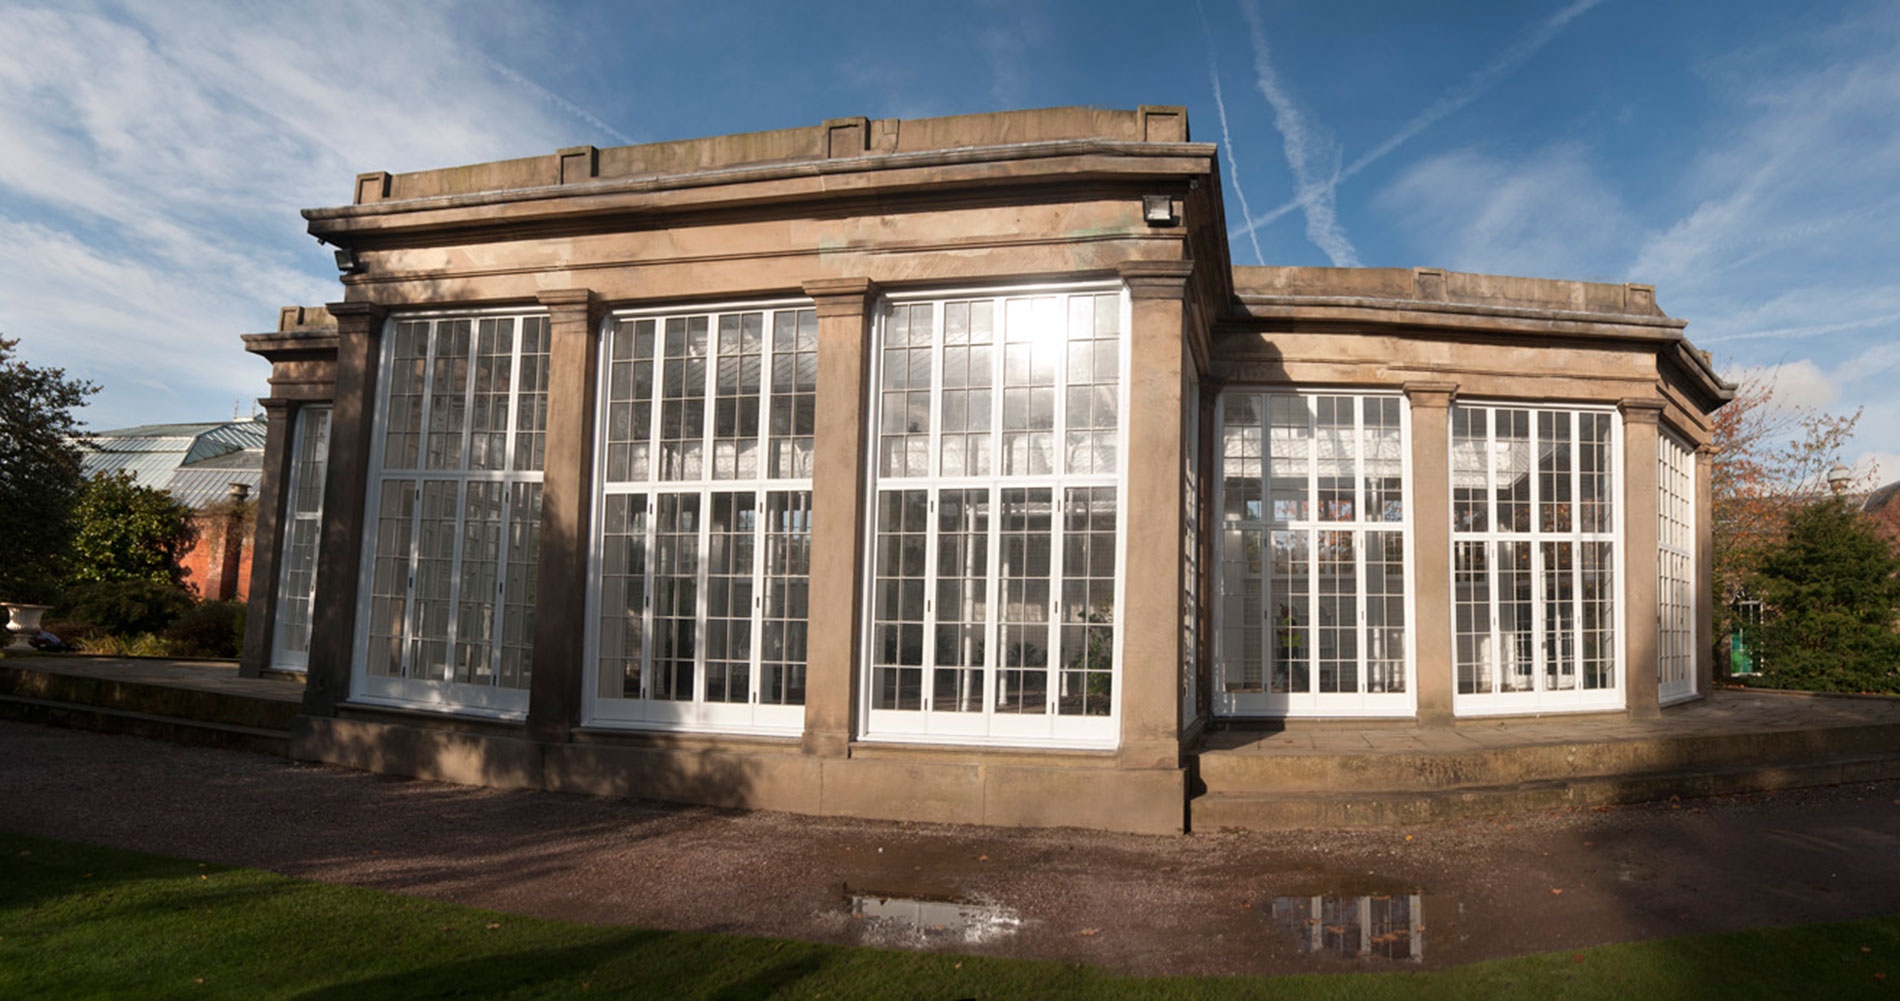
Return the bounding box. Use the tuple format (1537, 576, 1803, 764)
(238, 106, 1729, 835)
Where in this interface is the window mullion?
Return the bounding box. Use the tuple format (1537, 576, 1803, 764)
(503, 320, 522, 473)
(983, 483, 1002, 729)
(1046, 487, 1064, 719)
(641, 495, 657, 712)
(693, 492, 712, 716)
(749, 493, 766, 711)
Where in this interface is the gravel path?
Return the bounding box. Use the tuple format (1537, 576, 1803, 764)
(4, 719, 1899, 976)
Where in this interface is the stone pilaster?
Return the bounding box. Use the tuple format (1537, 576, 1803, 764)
(800, 278, 879, 758)
(239, 399, 297, 677)
(1621, 399, 1665, 718)
(1116, 260, 1195, 769)
(528, 290, 604, 742)
(1404, 382, 1458, 725)
(301, 302, 386, 717)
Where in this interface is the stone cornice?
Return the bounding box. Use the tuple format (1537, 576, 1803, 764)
(1402, 381, 1459, 407)
(1117, 259, 1196, 299)
(802, 278, 880, 318)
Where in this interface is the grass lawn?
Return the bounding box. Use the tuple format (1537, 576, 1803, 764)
(2, 830, 1894, 1000)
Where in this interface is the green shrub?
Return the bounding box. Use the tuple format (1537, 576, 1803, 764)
(53, 580, 195, 638)
(161, 600, 246, 659)
(1745, 498, 1900, 693)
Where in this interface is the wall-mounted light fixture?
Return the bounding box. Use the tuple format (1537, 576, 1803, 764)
(334, 248, 360, 273)
(1142, 194, 1177, 226)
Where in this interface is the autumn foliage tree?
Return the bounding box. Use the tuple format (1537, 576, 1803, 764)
(1709, 373, 1862, 655)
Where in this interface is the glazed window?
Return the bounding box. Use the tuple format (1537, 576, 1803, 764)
(355, 314, 548, 714)
(862, 287, 1125, 749)
(1213, 392, 1411, 717)
(587, 303, 816, 735)
(271, 404, 331, 670)
(1658, 431, 1695, 703)
(1451, 404, 1619, 714)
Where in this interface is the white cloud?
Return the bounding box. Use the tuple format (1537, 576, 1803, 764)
(1724, 359, 1841, 412)
(1373, 143, 1637, 278)
(0, 0, 610, 428)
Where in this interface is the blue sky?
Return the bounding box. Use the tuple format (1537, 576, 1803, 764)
(2, 0, 1895, 479)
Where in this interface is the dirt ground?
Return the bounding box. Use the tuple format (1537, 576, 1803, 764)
(3, 719, 1898, 976)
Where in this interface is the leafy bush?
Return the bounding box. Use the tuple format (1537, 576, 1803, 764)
(68, 471, 196, 587)
(161, 600, 246, 659)
(1743, 499, 1900, 693)
(53, 580, 196, 638)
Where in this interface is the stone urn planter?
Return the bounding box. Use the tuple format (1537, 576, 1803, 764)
(3, 603, 52, 653)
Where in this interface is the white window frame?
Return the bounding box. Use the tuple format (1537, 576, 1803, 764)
(582, 298, 815, 736)
(349, 308, 548, 719)
(271, 403, 331, 671)
(1658, 428, 1697, 705)
(1449, 401, 1626, 716)
(1210, 389, 1417, 718)
(856, 281, 1129, 750)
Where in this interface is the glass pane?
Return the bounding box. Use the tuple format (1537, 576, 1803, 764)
(467, 318, 513, 471)
(659, 316, 708, 481)
(497, 482, 540, 690)
(291, 406, 331, 516)
(605, 318, 657, 483)
(512, 316, 550, 472)
(597, 492, 649, 699)
(703, 492, 755, 702)
(1063, 293, 1119, 475)
(1454, 540, 1491, 695)
(453, 480, 504, 685)
(938, 301, 994, 478)
(1316, 530, 1356, 693)
(651, 493, 700, 699)
(410, 480, 459, 681)
(879, 304, 933, 478)
(1059, 486, 1115, 715)
(996, 487, 1052, 713)
(1498, 540, 1534, 692)
(1268, 396, 1311, 522)
(1364, 529, 1405, 693)
(1451, 406, 1487, 532)
(425, 320, 471, 470)
(932, 489, 988, 712)
(1580, 540, 1614, 690)
(1577, 412, 1612, 532)
(1315, 396, 1355, 522)
(1495, 409, 1531, 533)
(1270, 529, 1309, 693)
(1222, 394, 1263, 521)
(382, 321, 429, 470)
(761, 491, 811, 706)
(1538, 411, 1573, 533)
(711, 313, 763, 481)
(1001, 298, 1058, 476)
(871, 490, 927, 710)
(1541, 540, 1576, 690)
(1361, 397, 1402, 522)
(365, 479, 414, 678)
(768, 309, 818, 479)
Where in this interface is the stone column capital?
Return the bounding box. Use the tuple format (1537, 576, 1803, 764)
(1402, 381, 1459, 408)
(802, 278, 879, 317)
(1116, 260, 1196, 300)
(324, 300, 387, 329)
(536, 287, 601, 316)
(1619, 398, 1667, 423)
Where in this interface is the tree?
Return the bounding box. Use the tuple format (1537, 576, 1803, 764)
(1746, 498, 1900, 693)
(1709, 373, 1862, 654)
(68, 471, 197, 587)
(0, 336, 95, 603)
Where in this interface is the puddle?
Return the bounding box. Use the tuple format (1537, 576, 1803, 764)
(843, 887, 1023, 946)
(1269, 893, 1430, 963)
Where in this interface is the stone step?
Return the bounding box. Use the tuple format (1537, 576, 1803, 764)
(1190, 751, 1900, 830)
(0, 663, 301, 731)
(0, 695, 290, 757)
(1197, 721, 1900, 794)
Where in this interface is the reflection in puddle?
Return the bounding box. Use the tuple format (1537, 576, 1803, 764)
(1271, 894, 1424, 962)
(845, 889, 1023, 946)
